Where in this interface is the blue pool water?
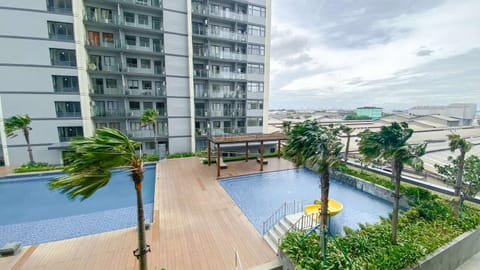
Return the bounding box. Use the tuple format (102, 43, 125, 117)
(220, 168, 392, 235)
(0, 164, 155, 246)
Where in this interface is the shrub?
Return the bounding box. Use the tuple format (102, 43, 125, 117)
(14, 162, 63, 173)
(167, 152, 195, 159)
(143, 154, 159, 162)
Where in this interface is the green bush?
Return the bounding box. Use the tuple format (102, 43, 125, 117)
(14, 162, 63, 173)
(143, 154, 159, 162)
(280, 173, 480, 270)
(167, 152, 195, 159)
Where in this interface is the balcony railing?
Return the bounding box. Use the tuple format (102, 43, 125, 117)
(56, 111, 82, 118)
(122, 0, 162, 8)
(126, 66, 154, 74)
(90, 86, 124, 95)
(192, 3, 247, 21)
(84, 14, 121, 25)
(54, 86, 79, 93)
(193, 70, 247, 80)
(128, 128, 168, 138)
(92, 109, 125, 117)
(49, 33, 74, 41)
(211, 127, 246, 136)
(123, 20, 163, 31)
(194, 49, 247, 61)
(210, 91, 246, 99)
(86, 39, 122, 49)
(88, 63, 121, 72)
(193, 28, 247, 42)
(47, 7, 72, 14)
(52, 60, 76, 67)
(126, 87, 165, 96)
(195, 109, 208, 117)
(128, 109, 166, 117)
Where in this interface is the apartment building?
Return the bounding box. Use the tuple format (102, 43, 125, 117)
(0, 0, 271, 165)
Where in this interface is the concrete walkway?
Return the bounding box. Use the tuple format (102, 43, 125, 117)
(456, 251, 480, 270)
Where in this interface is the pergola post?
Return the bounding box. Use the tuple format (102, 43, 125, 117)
(245, 142, 249, 162)
(217, 143, 221, 177)
(260, 140, 264, 171)
(208, 140, 211, 166)
(277, 139, 281, 159)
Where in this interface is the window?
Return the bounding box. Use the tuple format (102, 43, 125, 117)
(247, 63, 264, 74)
(247, 101, 263, 110)
(152, 17, 162, 30)
(247, 118, 263, 127)
(103, 33, 114, 44)
(106, 79, 117, 88)
(47, 21, 74, 40)
(248, 5, 266, 17)
(47, 0, 72, 13)
(55, 101, 81, 117)
(52, 75, 78, 92)
(144, 102, 153, 109)
(128, 80, 139, 89)
(50, 48, 76, 66)
(103, 56, 115, 67)
(248, 25, 265, 37)
(247, 82, 264, 92)
(129, 101, 140, 110)
(138, 14, 149, 25)
(247, 44, 265, 56)
(124, 12, 135, 23)
(139, 37, 150, 47)
(213, 121, 221, 128)
(141, 59, 151, 69)
(125, 35, 136, 46)
(58, 126, 83, 142)
(126, 58, 138, 68)
(142, 80, 152, 90)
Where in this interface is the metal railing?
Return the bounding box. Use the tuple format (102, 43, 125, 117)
(234, 251, 243, 270)
(262, 200, 304, 235)
(290, 212, 319, 231)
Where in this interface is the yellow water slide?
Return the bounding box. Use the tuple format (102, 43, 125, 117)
(304, 198, 343, 217)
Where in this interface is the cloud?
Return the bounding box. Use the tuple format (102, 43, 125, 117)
(269, 0, 480, 110)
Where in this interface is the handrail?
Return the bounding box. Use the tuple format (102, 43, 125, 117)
(262, 200, 304, 235)
(290, 212, 319, 231)
(234, 251, 243, 270)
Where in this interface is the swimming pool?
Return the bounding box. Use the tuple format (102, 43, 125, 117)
(0, 164, 155, 246)
(220, 168, 392, 235)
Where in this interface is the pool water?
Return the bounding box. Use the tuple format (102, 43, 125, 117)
(0, 164, 155, 246)
(220, 168, 392, 235)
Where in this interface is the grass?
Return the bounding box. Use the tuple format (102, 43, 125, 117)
(14, 162, 63, 173)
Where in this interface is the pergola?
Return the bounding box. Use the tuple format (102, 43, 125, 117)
(207, 133, 288, 177)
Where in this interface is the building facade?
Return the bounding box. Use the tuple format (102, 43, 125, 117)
(408, 103, 477, 126)
(356, 107, 383, 120)
(0, 0, 271, 165)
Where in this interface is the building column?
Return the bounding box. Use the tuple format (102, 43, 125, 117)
(245, 142, 248, 162)
(216, 143, 221, 177)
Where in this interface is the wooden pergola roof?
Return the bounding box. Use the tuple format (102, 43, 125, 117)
(207, 133, 288, 177)
(207, 132, 287, 144)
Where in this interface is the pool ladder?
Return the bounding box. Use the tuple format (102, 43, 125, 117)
(262, 200, 304, 235)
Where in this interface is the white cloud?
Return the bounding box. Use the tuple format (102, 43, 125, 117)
(270, 0, 480, 109)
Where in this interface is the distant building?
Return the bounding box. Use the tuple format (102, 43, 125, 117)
(356, 107, 383, 119)
(408, 103, 477, 126)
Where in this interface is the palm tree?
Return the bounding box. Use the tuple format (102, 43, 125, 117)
(339, 125, 353, 162)
(4, 114, 34, 163)
(358, 122, 426, 244)
(282, 121, 292, 135)
(141, 109, 159, 155)
(49, 128, 150, 270)
(284, 120, 343, 252)
(447, 134, 472, 218)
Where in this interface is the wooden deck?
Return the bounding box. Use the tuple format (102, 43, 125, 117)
(1, 157, 295, 270)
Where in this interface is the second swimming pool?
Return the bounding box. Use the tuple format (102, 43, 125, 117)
(220, 168, 392, 235)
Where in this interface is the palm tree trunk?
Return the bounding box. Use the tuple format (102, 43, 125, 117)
(153, 122, 158, 156)
(391, 159, 402, 245)
(319, 170, 330, 251)
(453, 152, 465, 218)
(344, 135, 350, 162)
(132, 169, 148, 270)
(23, 127, 34, 163)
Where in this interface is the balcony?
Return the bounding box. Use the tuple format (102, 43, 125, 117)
(210, 90, 246, 99)
(56, 111, 82, 118)
(128, 128, 168, 138)
(193, 28, 247, 42)
(49, 33, 74, 41)
(209, 71, 246, 80)
(92, 109, 126, 117)
(194, 49, 247, 61)
(125, 43, 164, 54)
(122, 21, 163, 32)
(90, 86, 124, 95)
(122, 0, 162, 9)
(84, 14, 121, 26)
(126, 88, 165, 97)
(126, 66, 154, 75)
(192, 3, 247, 22)
(127, 109, 166, 117)
(195, 109, 209, 117)
(88, 63, 121, 73)
(86, 39, 121, 49)
(211, 127, 246, 136)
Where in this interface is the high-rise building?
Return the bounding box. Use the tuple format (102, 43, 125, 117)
(0, 0, 271, 165)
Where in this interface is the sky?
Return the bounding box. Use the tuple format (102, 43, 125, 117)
(269, 0, 480, 110)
